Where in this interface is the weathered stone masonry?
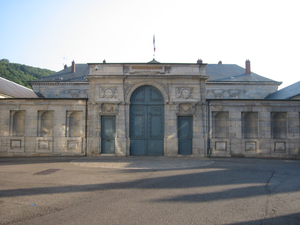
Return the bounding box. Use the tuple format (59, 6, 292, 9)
(207, 100, 300, 158)
(1, 60, 300, 159)
(0, 99, 87, 156)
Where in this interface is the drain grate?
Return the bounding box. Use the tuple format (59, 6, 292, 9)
(33, 169, 61, 175)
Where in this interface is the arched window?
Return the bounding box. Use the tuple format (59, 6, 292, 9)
(242, 112, 258, 138)
(39, 111, 53, 137)
(272, 113, 287, 139)
(68, 112, 82, 137)
(213, 112, 229, 138)
(12, 111, 25, 136)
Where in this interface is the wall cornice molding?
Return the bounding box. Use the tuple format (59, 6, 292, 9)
(206, 82, 281, 86)
(30, 82, 89, 86)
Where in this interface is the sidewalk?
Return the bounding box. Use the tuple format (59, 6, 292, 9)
(0, 156, 215, 170)
(70, 156, 215, 169)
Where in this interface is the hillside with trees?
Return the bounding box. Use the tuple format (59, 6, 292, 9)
(0, 59, 55, 88)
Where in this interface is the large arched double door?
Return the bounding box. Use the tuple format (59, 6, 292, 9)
(130, 85, 164, 156)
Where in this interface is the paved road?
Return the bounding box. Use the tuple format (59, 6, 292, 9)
(0, 157, 300, 225)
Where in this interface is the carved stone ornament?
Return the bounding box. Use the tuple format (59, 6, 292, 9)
(213, 90, 224, 99)
(176, 87, 193, 99)
(123, 66, 129, 73)
(100, 87, 117, 98)
(125, 82, 169, 101)
(157, 82, 169, 95)
(104, 88, 114, 98)
(179, 103, 195, 114)
(125, 82, 138, 98)
(102, 103, 117, 113)
(165, 66, 171, 73)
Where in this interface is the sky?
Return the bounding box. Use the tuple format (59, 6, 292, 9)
(0, 0, 299, 89)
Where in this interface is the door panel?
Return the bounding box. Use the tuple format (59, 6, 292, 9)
(102, 140, 114, 154)
(147, 140, 164, 156)
(130, 140, 146, 156)
(178, 116, 193, 155)
(103, 119, 113, 137)
(179, 141, 192, 155)
(130, 86, 164, 156)
(148, 106, 164, 138)
(149, 115, 161, 136)
(101, 116, 116, 154)
(131, 114, 145, 138)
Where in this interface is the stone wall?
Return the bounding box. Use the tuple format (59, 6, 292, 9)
(1, 98, 300, 159)
(208, 100, 300, 159)
(0, 99, 87, 157)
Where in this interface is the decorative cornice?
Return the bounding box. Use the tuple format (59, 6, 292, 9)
(206, 81, 281, 86)
(172, 99, 199, 104)
(30, 82, 89, 86)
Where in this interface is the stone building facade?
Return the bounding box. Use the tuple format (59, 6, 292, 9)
(208, 100, 300, 158)
(0, 99, 87, 156)
(0, 60, 299, 159)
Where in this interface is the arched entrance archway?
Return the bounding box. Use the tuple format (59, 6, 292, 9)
(130, 85, 164, 156)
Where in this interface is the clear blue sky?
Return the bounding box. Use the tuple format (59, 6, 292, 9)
(1, 0, 299, 89)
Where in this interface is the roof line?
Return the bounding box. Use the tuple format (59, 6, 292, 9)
(0, 98, 88, 101)
(206, 98, 300, 102)
(87, 62, 208, 65)
(207, 81, 282, 85)
(0, 76, 34, 91)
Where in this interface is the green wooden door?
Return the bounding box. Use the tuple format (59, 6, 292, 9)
(101, 116, 116, 154)
(178, 116, 193, 155)
(130, 86, 164, 156)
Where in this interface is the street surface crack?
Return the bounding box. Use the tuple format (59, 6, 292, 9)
(261, 170, 276, 225)
(265, 171, 275, 190)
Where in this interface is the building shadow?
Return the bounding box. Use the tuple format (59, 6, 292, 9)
(227, 212, 300, 225)
(1, 160, 299, 201)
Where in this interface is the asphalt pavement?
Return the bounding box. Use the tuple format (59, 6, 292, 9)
(1, 156, 300, 225)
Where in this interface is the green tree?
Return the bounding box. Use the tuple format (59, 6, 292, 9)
(0, 59, 56, 89)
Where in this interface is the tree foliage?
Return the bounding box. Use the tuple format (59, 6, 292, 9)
(0, 59, 56, 89)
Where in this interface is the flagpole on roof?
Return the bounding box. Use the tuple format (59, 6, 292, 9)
(153, 34, 156, 59)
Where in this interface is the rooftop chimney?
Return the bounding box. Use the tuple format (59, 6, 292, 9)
(218, 61, 222, 64)
(245, 59, 251, 74)
(71, 60, 75, 73)
(64, 64, 67, 69)
(197, 59, 203, 64)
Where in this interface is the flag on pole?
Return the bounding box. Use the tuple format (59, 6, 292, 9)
(153, 35, 156, 52)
